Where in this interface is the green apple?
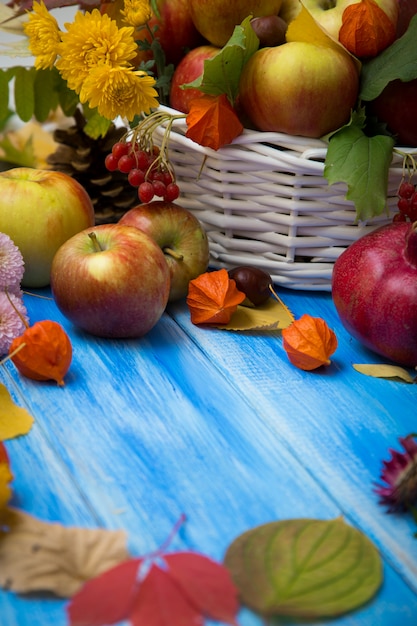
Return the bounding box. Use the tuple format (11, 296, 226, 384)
(239, 40, 359, 137)
(50, 224, 171, 338)
(0, 167, 95, 288)
(189, 0, 284, 47)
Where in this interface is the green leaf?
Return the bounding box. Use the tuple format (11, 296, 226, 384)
(183, 16, 259, 104)
(324, 114, 395, 221)
(0, 135, 36, 168)
(360, 14, 417, 101)
(0, 71, 10, 123)
(13, 67, 35, 122)
(34, 69, 59, 122)
(353, 363, 416, 383)
(224, 517, 382, 619)
(82, 109, 112, 139)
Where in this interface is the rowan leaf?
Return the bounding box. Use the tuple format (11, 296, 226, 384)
(353, 363, 416, 383)
(360, 14, 417, 101)
(0, 383, 34, 440)
(186, 94, 243, 150)
(68, 551, 239, 626)
(165, 552, 239, 625)
(67, 558, 143, 625)
(0, 508, 129, 597)
(217, 298, 294, 331)
(224, 517, 382, 618)
(324, 110, 395, 221)
(339, 0, 397, 58)
(187, 268, 246, 325)
(182, 16, 259, 104)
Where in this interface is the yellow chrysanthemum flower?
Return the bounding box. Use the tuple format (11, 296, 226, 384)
(56, 9, 137, 94)
(23, 0, 61, 70)
(79, 65, 158, 121)
(121, 0, 152, 28)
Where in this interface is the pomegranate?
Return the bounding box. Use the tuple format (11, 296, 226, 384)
(331, 221, 417, 366)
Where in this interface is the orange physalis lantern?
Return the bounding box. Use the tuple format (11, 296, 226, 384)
(186, 94, 244, 151)
(338, 0, 397, 59)
(282, 314, 338, 371)
(9, 320, 72, 386)
(187, 268, 246, 325)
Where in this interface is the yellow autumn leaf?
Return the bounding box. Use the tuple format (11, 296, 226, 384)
(0, 464, 13, 513)
(286, 4, 361, 73)
(0, 384, 34, 440)
(353, 364, 416, 383)
(0, 121, 59, 169)
(216, 297, 295, 331)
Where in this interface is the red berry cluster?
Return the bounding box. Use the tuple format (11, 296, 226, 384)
(105, 140, 180, 204)
(394, 179, 417, 222)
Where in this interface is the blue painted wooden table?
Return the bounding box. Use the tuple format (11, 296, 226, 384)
(0, 285, 416, 626)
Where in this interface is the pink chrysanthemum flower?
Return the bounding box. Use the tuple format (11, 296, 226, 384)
(0, 292, 28, 357)
(0, 233, 24, 292)
(375, 435, 417, 511)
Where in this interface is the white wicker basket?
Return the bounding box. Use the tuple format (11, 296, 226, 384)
(155, 105, 410, 291)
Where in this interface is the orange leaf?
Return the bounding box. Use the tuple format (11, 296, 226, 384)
(186, 269, 246, 325)
(339, 0, 397, 58)
(185, 94, 244, 151)
(282, 314, 338, 371)
(9, 320, 72, 386)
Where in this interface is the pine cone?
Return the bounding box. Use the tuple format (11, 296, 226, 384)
(47, 109, 138, 225)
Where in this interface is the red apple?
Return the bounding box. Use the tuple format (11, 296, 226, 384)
(367, 78, 417, 147)
(169, 45, 220, 113)
(50, 224, 170, 338)
(189, 0, 283, 47)
(0, 167, 95, 288)
(238, 41, 359, 137)
(119, 201, 210, 301)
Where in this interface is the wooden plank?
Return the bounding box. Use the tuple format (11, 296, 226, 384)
(1, 289, 416, 624)
(168, 287, 417, 595)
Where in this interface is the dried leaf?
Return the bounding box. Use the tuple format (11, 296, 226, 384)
(68, 552, 239, 626)
(353, 363, 416, 383)
(282, 313, 338, 371)
(0, 508, 129, 597)
(0, 120, 59, 168)
(10, 320, 72, 386)
(224, 517, 382, 618)
(0, 383, 34, 440)
(187, 268, 246, 325)
(339, 0, 397, 58)
(186, 94, 244, 151)
(0, 443, 13, 513)
(217, 297, 294, 331)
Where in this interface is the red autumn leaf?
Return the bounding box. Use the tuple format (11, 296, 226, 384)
(67, 551, 239, 626)
(185, 94, 244, 150)
(0, 443, 9, 466)
(130, 563, 204, 626)
(165, 552, 239, 625)
(186, 269, 246, 325)
(339, 0, 397, 58)
(67, 558, 143, 626)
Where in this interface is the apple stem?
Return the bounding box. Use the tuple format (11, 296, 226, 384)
(269, 284, 295, 322)
(88, 231, 103, 252)
(163, 247, 184, 261)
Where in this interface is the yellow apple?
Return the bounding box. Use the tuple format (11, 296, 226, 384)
(0, 168, 95, 288)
